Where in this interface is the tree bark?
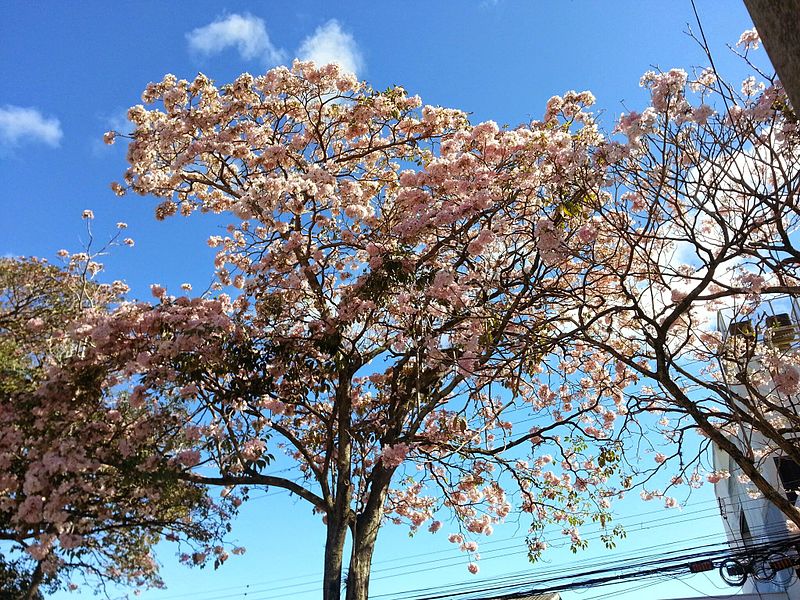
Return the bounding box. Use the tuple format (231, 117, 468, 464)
(323, 514, 349, 600)
(324, 369, 355, 600)
(345, 470, 393, 600)
(23, 560, 43, 600)
(742, 0, 800, 110)
(659, 376, 800, 533)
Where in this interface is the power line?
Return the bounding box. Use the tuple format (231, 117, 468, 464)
(381, 535, 800, 600)
(149, 502, 723, 600)
(366, 521, 800, 600)
(145, 488, 785, 600)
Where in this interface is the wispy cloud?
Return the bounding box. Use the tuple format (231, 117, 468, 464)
(91, 108, 131, 156)
(0, 105, 62, 149)
(103, 109, 130, 134)
(297, 20, 363, 75)
(186, 13, 285, 64)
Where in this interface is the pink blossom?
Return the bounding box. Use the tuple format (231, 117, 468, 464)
(640, 69, 688, 113)
(670, 289, 687, 303)
(380, 443, 410, 468)
(739, 272, 765, 294)
(774, 365, 800, 396)
(575, 222, 598, 244)
(530, 540, 547, 552)
(26, 543, 49, 561)
(534, 218, 564, 263)
(175, 449, 201, 467)
(706, 471, 730, 484)
(690, 104, 714, 124)
(563, 527, 582, 545)
(737, 28, 760, 50)
(26, 317, 45, 331)
(59, 533, 84, 549)
(240, 439, 266, 461)
(261, 398, 286, 415)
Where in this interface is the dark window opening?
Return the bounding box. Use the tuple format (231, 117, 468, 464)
(740, 510, 753, 547)
(728, 319, 754, 338)
(776, 457, 800, 505)
(767, 312, 796, 349)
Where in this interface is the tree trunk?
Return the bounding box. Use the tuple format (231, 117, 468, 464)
(24, 560, 43, 600)
(323, 514, 349, 600)
(325, 370, 355, 600)
(742, 0, 800, 110)
(345, 544, 374, 600)
(345, 470, 393, 600)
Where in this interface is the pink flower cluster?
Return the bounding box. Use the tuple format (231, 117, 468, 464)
(380, 443, 410, 468)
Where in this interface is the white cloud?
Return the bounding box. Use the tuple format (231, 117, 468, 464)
(297, 20, 363, 75)
(103, 108, 130, 134)
(91, 109, 130, 157)
(0, 105, 62, 148)
(186, 13, 285, 64)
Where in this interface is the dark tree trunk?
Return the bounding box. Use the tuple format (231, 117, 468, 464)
(660, 376, 800, 533)
(323, 514, 349, 600)
(743, 0, 800, 110)
(344, 517, 381, 600)
(23, 561, 43, 600)
(324, 370, 355, 600)
(345, 470, 393, 600)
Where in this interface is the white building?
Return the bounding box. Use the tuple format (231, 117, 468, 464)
(709, 297, 800, 598)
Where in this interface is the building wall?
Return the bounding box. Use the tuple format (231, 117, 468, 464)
(712, 389, 800, 598)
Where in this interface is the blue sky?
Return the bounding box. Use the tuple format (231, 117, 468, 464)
(0, 1, 763, 598)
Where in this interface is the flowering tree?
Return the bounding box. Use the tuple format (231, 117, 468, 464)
(550, 31, 800, 531)
(87, 62, 643, 600)
(0, 255, 235, 598)
(29, 34, 798, 598)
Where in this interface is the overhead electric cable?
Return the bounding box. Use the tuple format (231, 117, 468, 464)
(376, 535, 800, 600)
(145, 488, 781, 600)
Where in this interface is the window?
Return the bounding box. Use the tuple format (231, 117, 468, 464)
(740, 510, 753, 547)
(775, 456, 800, 504)
(766, 312, 796, 349)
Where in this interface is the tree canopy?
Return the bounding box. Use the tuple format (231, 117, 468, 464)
(4, 28, 800, 600)
(97, 62, 634, 600)
(0, 255, 235, 598)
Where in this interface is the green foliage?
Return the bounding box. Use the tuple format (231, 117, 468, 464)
(0, 257, 232, 596)
(0, 556, 54, 600)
